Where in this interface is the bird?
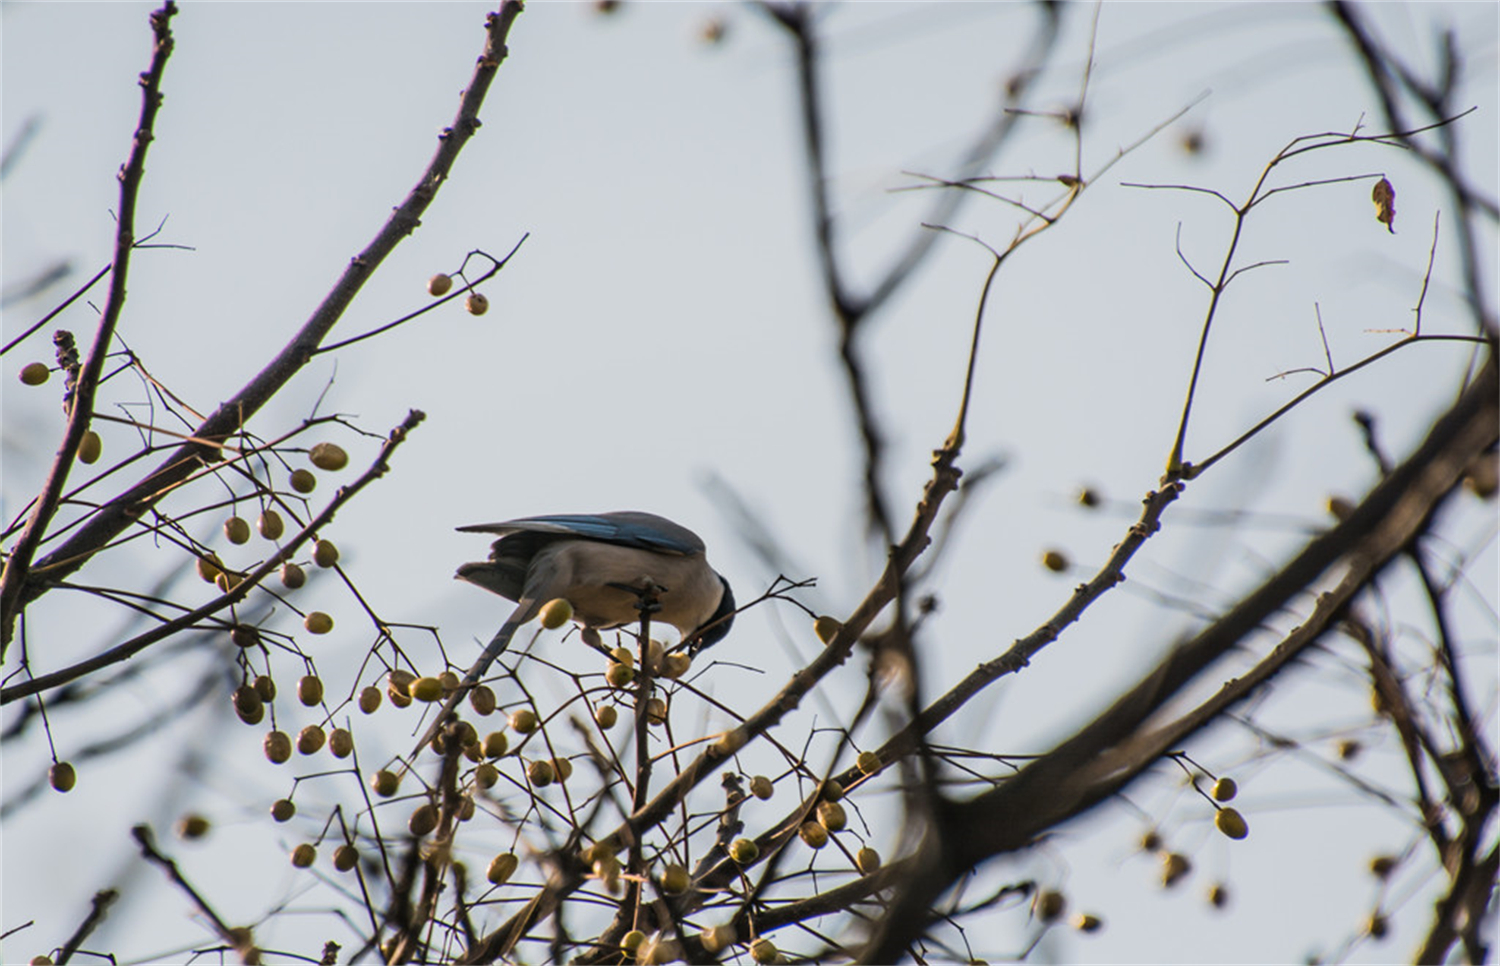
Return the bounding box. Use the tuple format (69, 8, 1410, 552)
(410, 511, 735, 759)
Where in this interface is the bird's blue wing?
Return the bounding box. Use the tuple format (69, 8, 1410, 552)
(457, 511, 704, 556)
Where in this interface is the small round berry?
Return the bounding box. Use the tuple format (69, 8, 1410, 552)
(280, 562, 306, 589)
(233, 685, 264, 722)
(798, 822, 829, 849)
(1367, 913, 1389, 940)
(552, 757, 573, 782)
(270, 798, 296, 822)
(700, 924, 736, 954)
(662, 652, 692, 679)
(304, 612, 333, 635)
(660, 863, 689, 895)
(487, 851, 519, 885)
(1041, 549, 1070, 573)
(816, 800, 847, 832)
(469, 685, 497, 715)
(1036, 889, 1066, 922)
(19, 362, 50, 385)
(197, 554, 224, 583)
(215, 571, 244, 594)
(427, 273, 453, 297)
(1211, 777, 1237, 802)
(509, 708, 539, 734)
(312, 539, 339, 568)
(370, 769, 400, 797)
(729, 837, 759, 863)
(605, 662, 635, 688)
(856, 751, 880, 775)
(749, 775, 773, 800)
(474, 762, 499, 789)
(408, 676, 443, 703)
(1160, 852, 1191, 887)
(257, 510, 284, 541)
(645, 697, 667, 725)
(594, 703, 618, 729)
(610, 646, 634, 667)
(328, 728, 353, 758)
(263, 730, 293, 764)
(539, 598, 573, 630)
(49, 761, 76, 793)
(813, 616, 842, 645)
(289, 469, 317, 494)
(333, 844, 359, 872)
(176, 814, 211, 840)
(308, 443, 348, 471)
(1207, 882, 1229, 908)
(408, 802, 438, 837)
(230, 624, 260, 649)
(1369, 854, 1397, 879)
(855, 846, 880, 874)
(297, 725, 326, 755)
(77, 431, 102, 465)
(1073, 913, 1102, 933)
(527, 759, 554, 787)
(465, 292, 489, 316)
(438, 670, 461, 692)
(1076, 486, 1101, 508)
(749, 937, 777, 964)
(483, 731, 509, 758)
(1214, 807, 1249, 840)
(358, 686, 382, 714)
(253, 675, 276, 702)
(620, 930, 646, 955)
(297, 675, 324, 706)
(290, 843, 316, 868)
(224, 516, 251, 545)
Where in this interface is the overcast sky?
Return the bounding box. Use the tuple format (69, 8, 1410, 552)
(4, 3, 1496, 963)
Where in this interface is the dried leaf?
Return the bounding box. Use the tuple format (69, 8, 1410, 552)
(1372, 177, 1396, 234)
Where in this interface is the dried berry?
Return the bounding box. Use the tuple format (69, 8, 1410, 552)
(77, 431, 102, 465)
(224, 516, 251, 545)
(280, 562, 306, 589)
(312, 539, 339, 568)
(297, 675, 324, 706)
(49, 761, 76, 793)
(308, 443, 348, 472)
(263, 730, 292, 764)
(297, 725, 326, 755)
(539, 598, 573, 629)
(257, 510, 284, 541)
